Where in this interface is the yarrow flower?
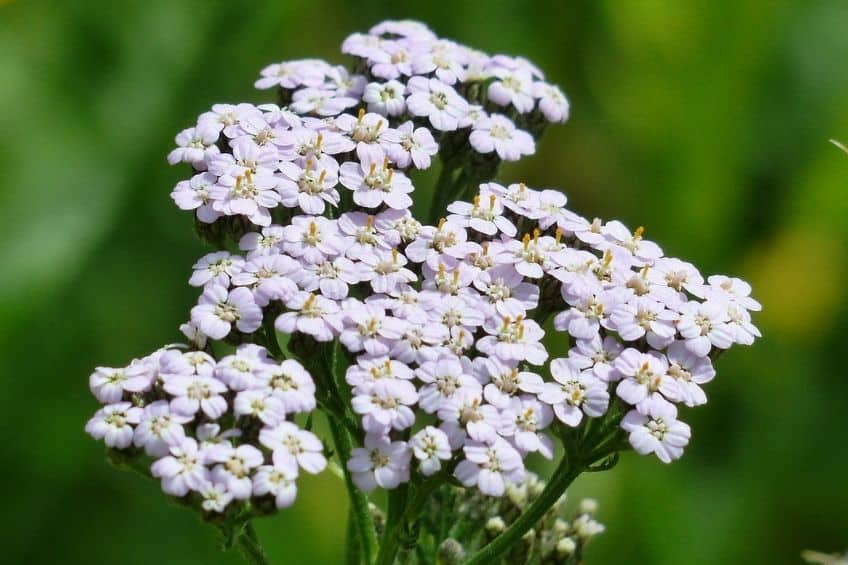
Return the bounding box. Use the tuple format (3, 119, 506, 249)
(86, 19, 760, 563)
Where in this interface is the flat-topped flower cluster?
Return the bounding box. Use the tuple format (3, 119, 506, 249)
(86, 19, 760, 526)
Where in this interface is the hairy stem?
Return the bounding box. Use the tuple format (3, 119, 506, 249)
(327, 415, 378, 564)
(237, 522, 271, 565)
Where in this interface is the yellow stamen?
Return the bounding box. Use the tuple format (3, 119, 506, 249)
(315, 133, 323, 148)
(473, 194, 481, 208)
(357, 107, 365, 121)
(533, 228, 540, 243)
(305, 158, 313, 171)
(369, 163, 377, 175)
(489, 194, 496, 209)
(522, 233, 531, 250)
(634, 226, 645, 239)
(555, 227, 563, 244)
(308, 221, 318, 236)
(366, 215, 374, 229)
(438, 218, 446, 230)
(318, 169, 327, 183)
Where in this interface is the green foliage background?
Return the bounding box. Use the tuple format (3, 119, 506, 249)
(1, 1, 846, 563)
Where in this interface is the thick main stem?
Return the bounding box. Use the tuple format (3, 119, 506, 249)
(328, 414, 378, 564)
(462, 456, 582, 565)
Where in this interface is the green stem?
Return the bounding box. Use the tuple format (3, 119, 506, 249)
(461, 456, 582, 565)
(237, 522, 271, 565)
(376, 464, 456, 565)
(327, 416, 378, 564)
(345, 507, 362, 565)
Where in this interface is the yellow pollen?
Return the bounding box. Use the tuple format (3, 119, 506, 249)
(640, 264, 650, 277)
(533, 228, 540, 243)
(391, 248, 398, 262)
(370, 367, 379, 378)
(522, 233, 531, 250)
(501, 317, 512, 330)
(482, 242, 489, 254)
(382, 157, 389, 169)
(316, 133, 323, 148)
(357, 107, 365, 121)
(235, 176, 243, 189)
(245, 169, 253, 181)
(375, 120, 384, 132)
(634, 226, 645, 239)
(369, 163, 377, 175)
(452, 270, 459, 284)
(305, 158, 314, 171)
(387, 168, 394, 181)
(438, 263, 446, 276)
(517, 323, 525, 340)
(308, 221, 318, 236)
(303, 293, 316, 308)
(519, 182, 526, 193)
(602, 249, 613, 268)
(318, 170, 327, 183)
(366, 215, 374, 229)
(473, 194, 481, 208)
(489, 194, 496, 209)
(515, 314, 525, 324)
(438, 218, 446, 230)
(384, 360, 392, 374)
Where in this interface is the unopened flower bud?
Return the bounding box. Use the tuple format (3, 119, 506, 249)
(557, 537, 577, 557)
(553, 518, 570, 535)
(580, 498, 598, 514)
(438, 539, 465, 564)
(485, 516, 506, 535)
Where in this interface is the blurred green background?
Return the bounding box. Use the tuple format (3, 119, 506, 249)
(2, 0, 847, 563)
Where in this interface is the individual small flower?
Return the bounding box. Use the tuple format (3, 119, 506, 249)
(133, 400, 191, 457)
(538, 359, 610, 426)
(180, 321, 208, 350)
(190, 285, 263, 340)
(363, 80, 407, 116)
(609, 296, 677, 349)
(255, 60, 326, 90)
(151, 437, 210, 496)
(259, 421, 327, 474)
(167, 124, 220, 167)
(621, 398, 691, 463)
(469, 114, 535, 161)
(170, 172, 221, 223)
(207, 443, 265, 499)
(613, 349, 678, 411)
(487, 68, 535, 113)
(240, 225, 285, 257)
(352, 379, 418, 433)
(455, 438, 526, 497)
(410, 426, 452, 476)
(347, 434, 411, 491)
(447, 191, 517, 237)
(289, 87, 358, 116)
(533, 81, 570, 123)
(253, 464, 299, 508)
(231, 254, 301, 307)
(198, 481, 234, 513)
(567, 335, 623, 382)
(164, 373, 229, 419)
(275, 291, 343, 342)
(340, 304, 407, 356)
(676, 299, 735, 357)
(478, 356, 544, 408)
(415, 355, 480, 413)
(282, 215, 346, 265)
(665, 340, 715, 406)
(405, 76, 469, 131)
(500, 397, 555, 459)
(339, 151, 414, 210)
(438, 388, 501, 443)
(381, 121, 438, 169)
(88, 366, 130, 404)
(210, 169, 281, 227)
(189, 251, 245, 288)
(478, 314, 548, 365)
(85, 402, 142, 449)
(234, 389, 287, 425)
(257, 359, 317, 414)
(700, 275, 762, 311)
(277, 158, 340, 214)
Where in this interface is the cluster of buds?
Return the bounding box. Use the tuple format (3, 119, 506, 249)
(419, 473, 605, 564)
(86, 19, 761, 561)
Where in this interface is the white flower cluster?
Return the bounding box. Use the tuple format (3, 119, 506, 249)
(87, 20, 760, 518)
(86, 344, 324, 511)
